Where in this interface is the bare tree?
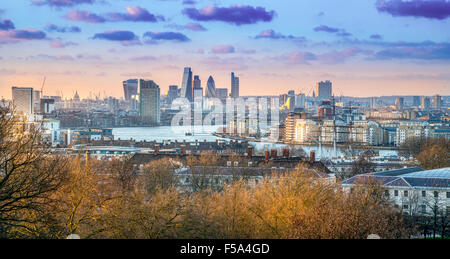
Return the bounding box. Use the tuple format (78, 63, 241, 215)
(0, 107, 69, 238)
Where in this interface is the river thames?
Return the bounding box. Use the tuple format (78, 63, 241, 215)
(112, 126, 398, 159)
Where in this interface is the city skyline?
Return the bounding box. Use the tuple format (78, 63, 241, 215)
(1, 0, 450, 99)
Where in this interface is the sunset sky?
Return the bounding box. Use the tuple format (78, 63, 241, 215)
(0, 0, 450, 99)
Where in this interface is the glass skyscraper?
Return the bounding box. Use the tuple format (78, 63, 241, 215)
(316, 80, 333, 99)
(206, 76, 217, 98)
(231, 72, 239, 98)
(139, 79, 160, 126)
(12, 87, 34, 116)
(123, 79, 138, 101)
(180, 67, 193, 102)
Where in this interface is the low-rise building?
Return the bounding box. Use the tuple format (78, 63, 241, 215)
(342, 167, 450, 216)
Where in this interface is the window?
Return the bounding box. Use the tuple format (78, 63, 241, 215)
(385, 190, 390, 197)
(421, 205, 427, 214)
(394, 190, 398, 197)
(404, 191, 408, 197)
(403, 205, 409, 210)
(447, 192, 450, 199)
(422, 191, 426, 197)
(447, 207, 450, 215)
(434, 191, 439, 198)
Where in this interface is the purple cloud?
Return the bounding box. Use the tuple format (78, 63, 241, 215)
(93, 30, 138, 41)
(28, 54, 75, 61)
(284, 51, 317, 64)
(376, 0, 450, 20)
(0, 29, 46, 40)
(314, 25, 352, 37)
(32, 0, 95, 7)
(50, 40, 78, 48)
(319, 48, 365, 64)
(183, 0, 196, 4)
(166, 22, 207, 31)
(185, 23, 207, 31)
(314, 25, 340, 33)
(370, 34, 383, 40)
(375, 43, 450, 60)
(211, 45, 235, 54)
(45, 23, 81, 33)
(129, 56, 157, 61)
(0, 19, 15, 31)
(183, 5, 276, 25)
(143, 31, 190, 42)
(255, 29, 295, 39)
(65, 10, 106, 23)
(107, 6, 162, 22)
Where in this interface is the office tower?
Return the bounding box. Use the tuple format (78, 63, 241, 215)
(193, 75, 203, 99)
(193, 75, 201, 90)
(421, 97, 430, 111)
(231, 72, 239, 98)
(288, 90, 296, 111)
(413, 96, 421, 107)
(316, 80, 332, 99)
(33, 90, 41, 113)
(296, 94, 306, 108)
(370, 97, 376, 109)
(40, 98, 55, 114)
(123, 79, 138, 101)
(279, 94, 288, 107)
(12, 87, 34, 115)
(139, 79, 160, 125)
(206, 76, 216, 98)
(180, 67, 193, 102)
(395, 97, 404, 111)
(167, 85, 179, 105)
(216, 88, 228, 99)
(433, 95, 442, 110)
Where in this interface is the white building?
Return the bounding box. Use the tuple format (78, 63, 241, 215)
(342, 167, 450, 216)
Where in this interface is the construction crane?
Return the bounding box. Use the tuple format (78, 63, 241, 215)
(40, 76, 46, 97)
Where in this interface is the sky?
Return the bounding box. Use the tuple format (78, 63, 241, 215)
(0, 0, 450, 99)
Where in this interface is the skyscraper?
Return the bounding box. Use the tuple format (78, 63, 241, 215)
(12, 87, 34, 115)
(193, 75, 203, 99)
(395, 97, 404, 111)
(231, 72, 239, 98)
(412, 96, 421, 107)
(206, 76, 216, 98)
(421, 96, 430, 111)
(288, 90, 296, 111)
(123, 79, 138, 101)
(433, 95, 442, 110)
(180, 67, 193, 102)
(167, 85, 179, 105)
(216, 88, 228, 100)
(139, 79, 160, 125)
(33, 90, 41, 114)
(316, 80, 332, 99)
(296, 93, 306, 108)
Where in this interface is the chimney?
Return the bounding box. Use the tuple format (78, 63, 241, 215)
(283, 149, 290, 159)
(271, 150, 278, 159)
(154, 144, 160, 156)
(310, 151, 316, 163)
(180, 145, 186, 156)
(265, 151, 270, 162)
(247, 146, 253, 158)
